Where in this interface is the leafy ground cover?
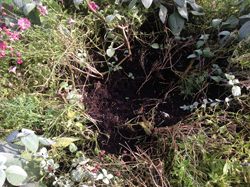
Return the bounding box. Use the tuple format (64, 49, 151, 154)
(0, 0, 250, 186)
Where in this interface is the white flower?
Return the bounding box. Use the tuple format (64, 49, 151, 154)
(228, 79, 234, 85)
(52, 176, 64, 186)
(233, 79, 239, 84)
(33, 147, 48, 159)
(95, 169, 113, 184)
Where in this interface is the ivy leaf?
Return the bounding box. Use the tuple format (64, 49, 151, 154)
(195, 49, 203, 55)
(203, 49, 214, 57)
(196, 41, 205, 48)
(159, 5, 168, 23)
(6, 131, 19, 142)
(73, 0, 83, 9)
(59, 82, 68, 88)
(177, 4, 188, 20)
(238, 21, 250, 41)
(106, 15, 115, 23)
(212, 19, 222, 29)
(23, 3, 36, 15)
(0, 155, 7, 167)
(187, 1, 202, 11)
(38, 137, 56, 146)
(238, 13, 250, 25)
(13, 0, 31, 9)
(107, 48, 115, 57)
(190, 11, 205, 16)
(211, 76, 221, 82)
(174, 0, 185, 7)
(221, 15, 239, 29)
(151, 43, 159, 49)
(0, 142, 24, 154)
(168, 12, 185, 35)
(141, 0, 153, 9)
(199, 34, 209, 40)
(239, 0, 250, 13)
(0, 153, 27, 168)
(0, 169, 6, 187)
(69, 143, 78, 153)
(218, 31, 231, 36)
(21, 133, 39, 153)
(128, 0, 137, 11)
(5, 165, 29, 186)
(187, 54, 197, 58)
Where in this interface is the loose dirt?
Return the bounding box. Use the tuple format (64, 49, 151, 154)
(82, 50, 190, 154)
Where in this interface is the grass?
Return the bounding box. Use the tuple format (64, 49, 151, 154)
(0, 0, 250, 186)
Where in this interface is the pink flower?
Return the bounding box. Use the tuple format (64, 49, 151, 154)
(1, 7, 4, 10)
(8, 46, 14, 51)
(6, 30, 11, 36)
(16, 52, 21, 57)
(18, 18, 31, 31)
(212, 1, 215, 7)
(17, 58, 23, 64)
(69, 18, 75, 24)
(0, 42, 7, 50)
(9, 83, 13, 88)
(2, 11, 6, 16)
(0, 51, 6, 58)
(116, 172, 121, 177)
(39, 6, 48, 15)
(17, 72, 22, 77)
(9, 5, 14, 9)
(11, 32, 19, 41)
(8, 32, 19, 41)
(9, 66, 16, 74)
(89, 3, 99, 10)
(1, 23, 7, 29)
(9, 22, 14, 27)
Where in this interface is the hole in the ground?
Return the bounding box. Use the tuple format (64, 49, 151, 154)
(81, 52, 191, 154)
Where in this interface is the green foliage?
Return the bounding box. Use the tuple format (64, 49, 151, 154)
(0, 0, 250, 186)
(0, 141, 42, 186)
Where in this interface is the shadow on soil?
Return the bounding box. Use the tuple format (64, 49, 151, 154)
(81, 50, 191, 154)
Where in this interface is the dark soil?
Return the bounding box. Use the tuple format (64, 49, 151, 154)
(81, 49, 191, 154)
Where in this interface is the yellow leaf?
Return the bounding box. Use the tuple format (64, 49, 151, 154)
(52, 137, 80, 148)
(68, 111, 76, 118)
(138, 121, 153, 135)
